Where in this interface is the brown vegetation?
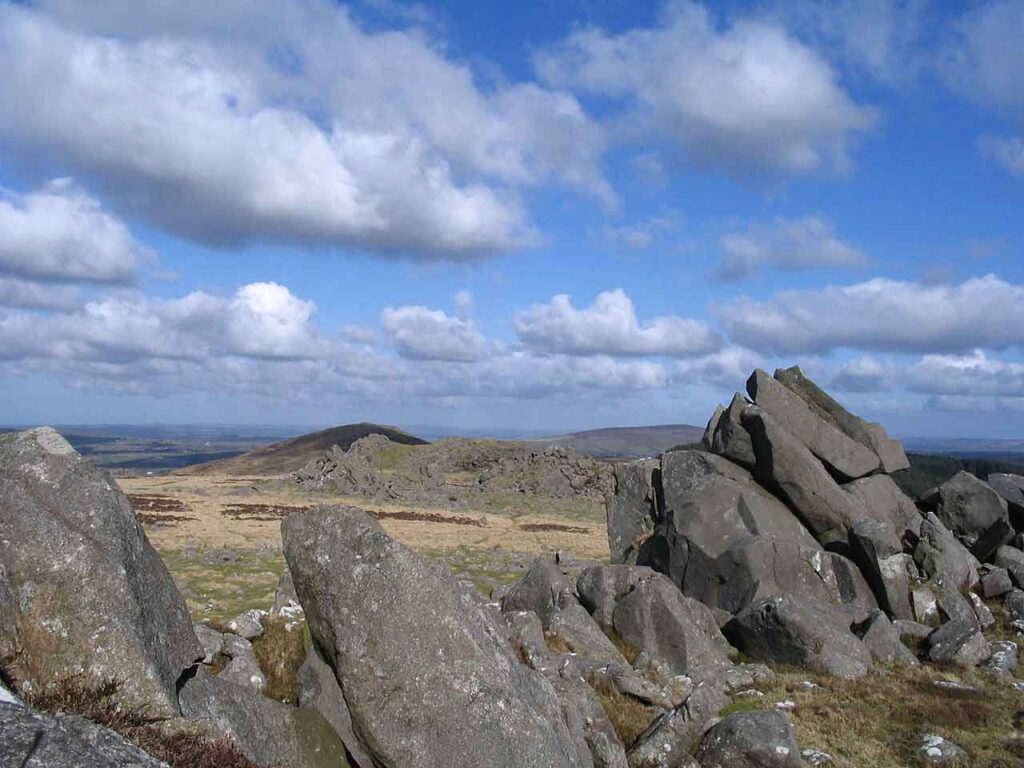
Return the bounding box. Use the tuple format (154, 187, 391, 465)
(252, 617, 307, 704)
(219, 503, 309, 521)
(517, 522, 590, 534)
(23, 676, 264, 768)
(590, 677, 657, 748)
(368, 508, 486, 526)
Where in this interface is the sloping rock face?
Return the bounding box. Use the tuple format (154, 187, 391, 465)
(0, 702, 165, 768)
(0, 428, 200, 716)
(607, 459, 660, 564)
(294, 435, 613, 504)
(283, 505, 587, 768)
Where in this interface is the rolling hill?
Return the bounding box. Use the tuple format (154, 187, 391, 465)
(527, 424, 704, 458)
(177, 422, 428, 476)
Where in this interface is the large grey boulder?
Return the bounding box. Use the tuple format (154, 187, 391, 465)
(653, 534, 876, 616)
(283, 505, 586, 768)
(774, 366, 909, 473)
(849, 520, 913, 619)
(702, 404, 725, 450)
(925, 471, 1013, 560)
(577, 564, 656, 632)
(180, 671, 349, 768)
(611, 573, 733, 682)
(658, 450, 818, 559)
(607, 459, 661, 564)
(503, 558, 626, 666)
(842, 474, 923, 541)
(0, 428, 201, 716)
(694, 710, 802, 768)
(747, 369, 879, 480)
(297, 646, 375, 768)
(856, 611, 919, 667)
(0, 702, 164, 768)
(709, 394, 757, 470)
(913, 513, 980, 592)
(740, 408, 868, 548)
(988, 473, 1024, 529)
(725, 595, 873, 679)
(925, 618, 991, 666)
(993, 545, 1024, 588)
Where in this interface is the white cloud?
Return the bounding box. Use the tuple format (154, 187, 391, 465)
(515, 289, 721, 358)
(596, 215, 678, 251)
(381, 304, 487, 362)
(980, 134, 1024, 177)
(673, 346, 766, 389)
(535, 0, 875, 176)
(0, 180, 146, 285)
(720, 274, 1024, 355)
(830, 356, 897, 392)
(717, 215, 867, 280)
(0, 278, 80, 312)
(942, 0, 1024, 114)
(0, 2, 610, 257)
(908, 350, 1024, 397)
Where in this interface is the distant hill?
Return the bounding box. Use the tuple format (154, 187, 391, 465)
(892, 451, 1024, 499)
(178, 423, 428, 476)
(526, 424, 704, 458)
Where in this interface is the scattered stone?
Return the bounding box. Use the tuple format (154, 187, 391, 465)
(857, 611, 919, 667)
(993, 545, 1024, 589)
(918, 734, 969, 767)
(725, 594, 872, 680)
(788, 681, 822, 693)
(981, 567, 1013, 598)
(0, 427, 201, 717)
(0, 702, 164, 768)
(732, 689, 765, 698)
(983, 640, 1019, 679)
(694, 710, 802, 768)
(932, 680, 980, 694)
(774, 700, 796, 711)
(926, 618, 991, 666)
(226, 608, 266, 640)
(801, 748, 835, 766)
(968, 592, 995, 630)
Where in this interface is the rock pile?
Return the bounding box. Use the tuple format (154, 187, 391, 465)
(609, 367, 1019, 686)
(293, 433, 613, 503)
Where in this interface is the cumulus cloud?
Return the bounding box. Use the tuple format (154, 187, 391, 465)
(720, 274, 1024, 355)
(673, 346, 767, 389)
(717, 215, 867, 280)
(0, 180, 146, 285)
(0, 2, 610, 257)
(535, 0, 875, 176)
(942, 0, 1024, 114)
(0, 278, 80, 312)
(830, 356, 898, 392)
(907, 350, 1024, 397)
(515, 289, 721, 358)
(381, 303, 487, 362)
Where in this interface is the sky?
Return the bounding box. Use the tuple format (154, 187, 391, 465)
(0, 0, 1023, 437)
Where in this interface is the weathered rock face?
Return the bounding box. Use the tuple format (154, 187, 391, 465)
(747, 369, 880, 480)
(180, 671, 350, 768)
(856, 611, 919, 667)
(988, 473, 1024, 529)
(923, 471, 1013, 560)
(913, 513, 981, 591)
(725, 595, 873, 679)
(607, 459, 660, 564)
(842, 474, 923, 542)
(657, 450, 818, 559)
(0, 428, 201, 716)
(993, 545, 1024, 588)
(297, 647, 375, 768)
(576, 564, 656, 632)
(925, 618, 991, 666)
(709, 393, 757, 471)
(283, 505, 587, 768)
(610, 573, 733, 682)
(694, 710, 802, 768)
(0, 702, 165, 768)
(741, 408, 868, 548)
(849, 520, 913, 620)
(773, 366, 909, 473)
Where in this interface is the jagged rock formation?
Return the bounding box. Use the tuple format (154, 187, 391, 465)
(293, 434, 613, 503)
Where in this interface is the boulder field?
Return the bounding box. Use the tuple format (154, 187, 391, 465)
(0, 366, 1022, 766)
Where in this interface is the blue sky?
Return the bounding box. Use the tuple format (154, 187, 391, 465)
(1, 0, 1023, 437)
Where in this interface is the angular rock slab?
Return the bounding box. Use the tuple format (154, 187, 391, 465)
(694, 710, 802, 768)
(577, 564, 656, 632)
(926, 619, 991, 667)
(774, 365, 909, 473)
(842, 473, 923, 541)
(748, 369, 879, 480)
(610, 573, 733, 682)
(0, 702, 164, 768)
(0, 428, 200, 717)
(741, 408, 869, 548)
(297, 646, 375, 768)
(927, 471, 1013, 560)
(607, 459, 660, 565)
(849, 520, 913, 620)
(988, 473, 1024, 530)
(658, 450, 818, 559)
(283, 505, 587, 768)
(725, 595, 873, 679)
(710, 393, 758, 471)
(180, 671, 350, 768)
(913, 513, 980, 592)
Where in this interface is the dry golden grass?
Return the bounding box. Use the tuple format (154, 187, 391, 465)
(721, 664, 1024, 768)
(590, 677, 658, 748)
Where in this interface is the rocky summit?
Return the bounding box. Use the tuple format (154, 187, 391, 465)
(1, 366, 1023, 766)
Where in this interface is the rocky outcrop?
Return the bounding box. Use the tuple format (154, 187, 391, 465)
(921, 471, 1013, 560)
(0, 428, 200, 716)
(607, 459, 660, 564)
(707, 393, 757, 470)
(283, 505, 588, 768)
(297, 647, 375, 768)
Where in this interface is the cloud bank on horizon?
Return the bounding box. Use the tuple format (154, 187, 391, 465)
(0, 0, 1022, 436)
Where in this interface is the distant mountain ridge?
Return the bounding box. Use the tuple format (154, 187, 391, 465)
(177, 422, 427, 476)
(526, 424, 704, 458)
